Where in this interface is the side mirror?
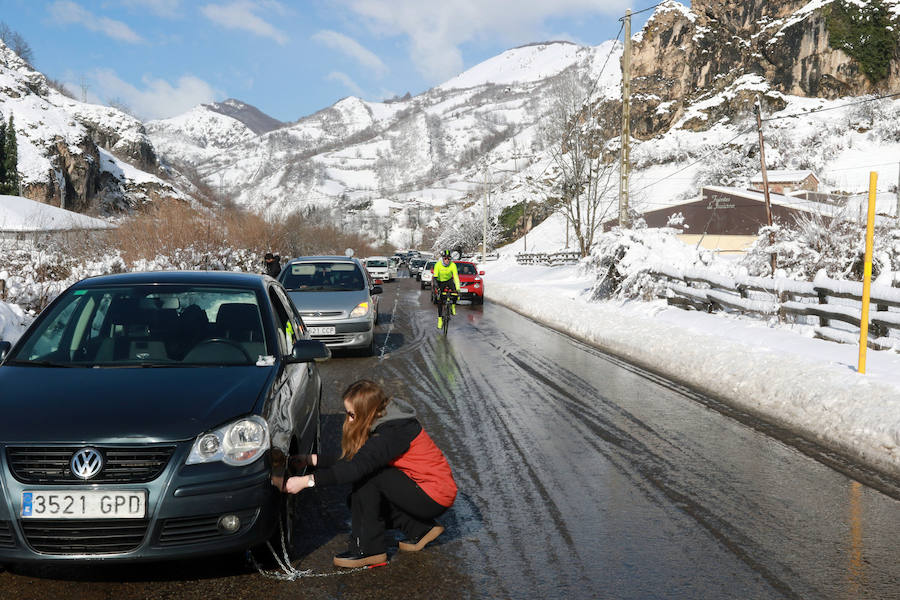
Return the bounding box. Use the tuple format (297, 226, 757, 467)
(479, 271, 485, 276)
(371, 285, 383, 295)
(0, 340, 10, 361)
(287, 339, 331, 363)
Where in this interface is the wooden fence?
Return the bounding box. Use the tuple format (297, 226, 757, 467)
(650, 265, 900, 351)
(515, 251, 582, 266)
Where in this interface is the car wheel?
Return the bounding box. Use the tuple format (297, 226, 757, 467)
(474, 296, 484, 305)
(420, 282, 425, 290)
(364, 333, 376, 356)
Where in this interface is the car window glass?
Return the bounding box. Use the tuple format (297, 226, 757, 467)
(282, 262, 364, 291)
(456, 263, 477, 275)
(11, 285, 266, 367)
(268, 288, 296, 354)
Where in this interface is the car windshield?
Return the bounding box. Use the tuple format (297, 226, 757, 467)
(411, 259, 425, 267)
(281, 262, 365, 291)
(367, 260, 387, 267)
(8, 285, 268, 367)
(456, 263, 478, 275)
(425, 261, 436, 270)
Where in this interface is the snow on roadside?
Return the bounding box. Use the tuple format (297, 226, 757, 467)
(0, 300, 29, 344)
(482, 260, 900, 480)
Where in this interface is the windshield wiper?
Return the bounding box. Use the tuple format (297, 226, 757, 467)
(4, 359, 81, 368)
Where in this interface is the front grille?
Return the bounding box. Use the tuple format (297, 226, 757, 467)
(158, 508, 258, 546)
(0, 521, 15, 548)
(299, 310, 343, 318)
(7, 446, 176, 484)
(22, 519, 148, 554)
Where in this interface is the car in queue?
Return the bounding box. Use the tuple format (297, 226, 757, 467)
(0, 271, 328, 563)
(388, 256, 401, 278)
(409, 258, 427, 280)
(364, 256, 392, 282)
(278, 256, 382, 355)
(430, 260, 485, 304)
(419, 260, 437, 289)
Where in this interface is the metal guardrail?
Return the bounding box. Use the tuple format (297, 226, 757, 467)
(516, 251, 581, 266)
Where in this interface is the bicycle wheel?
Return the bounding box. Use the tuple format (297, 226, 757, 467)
(442, 312, 450, 336)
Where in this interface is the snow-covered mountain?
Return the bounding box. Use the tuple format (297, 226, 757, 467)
(147, 41, 621, 222)
(0, 40, 188, 214)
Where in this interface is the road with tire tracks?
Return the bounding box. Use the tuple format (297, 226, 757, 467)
(2, 273, 900, 599)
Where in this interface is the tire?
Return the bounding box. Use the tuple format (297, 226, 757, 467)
(474, 296, 484, 305)
(363, 332, 376, 356)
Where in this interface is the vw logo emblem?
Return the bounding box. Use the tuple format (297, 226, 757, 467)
(70, 448, 104, 480)
(314, 312, 322, 317)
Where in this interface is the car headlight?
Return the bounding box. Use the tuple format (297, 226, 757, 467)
(186, 415, 270, 466)
(474, 283, 481, 288)
(350, 301, 370, 318)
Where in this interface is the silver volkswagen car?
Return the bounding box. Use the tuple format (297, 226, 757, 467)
(279, 256, 382, 355)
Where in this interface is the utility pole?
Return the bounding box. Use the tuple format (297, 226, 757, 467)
(754, 95, 776, 274)
(896, 162, 899, 222)
(618, 8, 632, 228)
(482, 165, 489, 262)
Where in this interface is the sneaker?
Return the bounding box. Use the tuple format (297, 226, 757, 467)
(333, 550, 388, 568)
(398, 525, 444, 552)
(450, 304, 456, 315)
(437, 317, 443, 329)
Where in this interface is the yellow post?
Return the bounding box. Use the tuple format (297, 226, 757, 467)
(858, 172, 877, 373)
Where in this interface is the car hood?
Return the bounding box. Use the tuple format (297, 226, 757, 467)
(0, 366, 273, 443)
(287, 289, 369, 313)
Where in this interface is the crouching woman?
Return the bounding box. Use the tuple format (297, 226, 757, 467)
(285, 379, 457, 568)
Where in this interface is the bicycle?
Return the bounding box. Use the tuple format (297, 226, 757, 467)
(433, 285, 458, 337)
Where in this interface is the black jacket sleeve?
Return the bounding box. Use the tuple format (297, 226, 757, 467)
(313, 418, 421, 486)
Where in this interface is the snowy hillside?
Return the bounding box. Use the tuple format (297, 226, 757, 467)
(147, 41, 623, 231)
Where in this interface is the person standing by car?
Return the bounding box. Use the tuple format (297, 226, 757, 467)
(284, 380, 457, 568)
(264, 252, 281, 278)
(432, 250, 460, 329)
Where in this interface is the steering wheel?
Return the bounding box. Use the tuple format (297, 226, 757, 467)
(187, 338, 253, 362)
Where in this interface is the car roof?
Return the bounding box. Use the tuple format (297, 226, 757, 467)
(286, 255, 359, 264)
(71, 270, 269, 290)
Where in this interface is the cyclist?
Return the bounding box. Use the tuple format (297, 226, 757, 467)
(432, 250, 460, 329)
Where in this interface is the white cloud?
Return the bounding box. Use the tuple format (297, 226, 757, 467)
(121, 0, 182, 18)
(200, 1, 289, 45)
(326, 71, 364, 96)
(90, 69, 220, 120)
(312, 30, 388, 78)
(48, 1, 144, 44)
(343, 0, 632, 82)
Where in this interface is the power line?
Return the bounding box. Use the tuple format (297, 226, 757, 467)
(620, 2, 667, 20)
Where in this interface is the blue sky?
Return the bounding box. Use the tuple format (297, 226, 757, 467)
(5, 0, 664, 122)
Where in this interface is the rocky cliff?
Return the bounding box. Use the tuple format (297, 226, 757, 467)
(629, 0, 900, 139)
(0, 40, 183, 214)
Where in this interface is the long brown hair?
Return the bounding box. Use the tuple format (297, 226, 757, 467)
(341, 380, 390, 459)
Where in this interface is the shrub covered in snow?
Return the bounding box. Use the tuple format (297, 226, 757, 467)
(585, 223, 726, 300)
(740, 212, 900, 281)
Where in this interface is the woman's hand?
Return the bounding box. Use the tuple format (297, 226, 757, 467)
(285, 475, 312, 494)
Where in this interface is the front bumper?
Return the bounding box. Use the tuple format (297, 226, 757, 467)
(303, 316, 374, 349)
(0, 444, 280, 562)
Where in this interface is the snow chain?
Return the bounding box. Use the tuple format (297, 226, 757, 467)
(247, 517, 372, 580)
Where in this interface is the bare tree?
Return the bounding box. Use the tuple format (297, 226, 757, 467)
(0, 22, 34, 64)
(532, 72, 619, 257)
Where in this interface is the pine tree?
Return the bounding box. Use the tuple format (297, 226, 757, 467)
(2, 115, 17, 195)
(0, 112, 6, 194)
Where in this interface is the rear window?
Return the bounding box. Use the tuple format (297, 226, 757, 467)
(367, 260, 387, 267)
(281, 262, 365, 291)
(456, 263, 477, 275)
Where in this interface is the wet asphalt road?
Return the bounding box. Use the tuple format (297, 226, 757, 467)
(3, 274, 900, 599)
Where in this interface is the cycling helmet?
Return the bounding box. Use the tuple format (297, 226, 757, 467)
(441, 250, 452, 258)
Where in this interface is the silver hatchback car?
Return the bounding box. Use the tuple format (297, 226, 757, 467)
(278, 256, 382, 355)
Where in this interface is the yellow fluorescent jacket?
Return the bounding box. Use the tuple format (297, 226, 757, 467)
(432, 261, 461, 290)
